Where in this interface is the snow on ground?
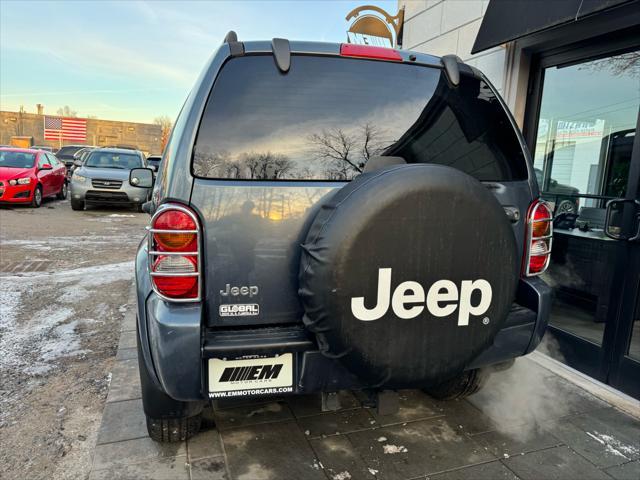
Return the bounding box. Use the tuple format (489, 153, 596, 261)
(0, 261, 134, 375)
(1, 236, 135, 250)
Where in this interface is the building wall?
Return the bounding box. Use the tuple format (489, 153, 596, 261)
(0, 111, 163, 154)
(399, 0, 530, 126)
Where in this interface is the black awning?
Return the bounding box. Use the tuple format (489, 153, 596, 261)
(471, 0, 635, 54)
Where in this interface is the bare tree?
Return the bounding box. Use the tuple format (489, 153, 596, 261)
(56, 105, 77, 117)
(153, 115, 173, 152)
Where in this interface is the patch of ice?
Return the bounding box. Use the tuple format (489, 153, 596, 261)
(107, 214, 136, 218)
(377, 436, 387, 442)
(383, 444, 408, 454)
(368, 468, 379, 475)
(40, 320, 89, 362)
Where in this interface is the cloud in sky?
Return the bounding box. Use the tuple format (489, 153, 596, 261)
(1, 0, 396, 123)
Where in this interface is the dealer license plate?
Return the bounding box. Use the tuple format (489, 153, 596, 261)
(208, 353, 293, 398)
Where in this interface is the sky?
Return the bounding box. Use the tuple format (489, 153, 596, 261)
(0, 0, 396, 124)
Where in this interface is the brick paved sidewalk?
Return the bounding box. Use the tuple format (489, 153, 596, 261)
(89, 291, 640, 480)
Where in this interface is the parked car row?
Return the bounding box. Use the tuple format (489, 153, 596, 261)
(0, 146, 161, 210)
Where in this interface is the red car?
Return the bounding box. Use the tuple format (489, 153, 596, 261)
(0, 148, 67, 207)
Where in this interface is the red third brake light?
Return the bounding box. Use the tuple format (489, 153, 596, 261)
(340, 43, 403, 62)
(149, 204, 200, 301)
(523, 200, 553, 277)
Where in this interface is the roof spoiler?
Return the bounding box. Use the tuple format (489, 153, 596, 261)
(223, 30, 244, 57)
(441, 54, 461, 87)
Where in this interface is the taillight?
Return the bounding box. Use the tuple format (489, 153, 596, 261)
(523, 200, 553, 276)
(149, 204, 200, 301)
(340, 43, 403, 61)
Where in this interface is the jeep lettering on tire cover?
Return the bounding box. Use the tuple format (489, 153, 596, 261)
(299, 164, 519, 387)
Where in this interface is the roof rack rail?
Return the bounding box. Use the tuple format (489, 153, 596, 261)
(441, 54, 461, 87)
(271, 38, 291, 73)
(223, 30, 244, 57)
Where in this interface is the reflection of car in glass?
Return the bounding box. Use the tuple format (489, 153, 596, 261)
(534, 168, 580, 214)
(0, 148, 67, 207)
(130, 38, 554, 443)
(69, 148, 150, 211)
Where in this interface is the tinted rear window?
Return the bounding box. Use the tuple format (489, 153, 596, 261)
(193, 55, 527, 181)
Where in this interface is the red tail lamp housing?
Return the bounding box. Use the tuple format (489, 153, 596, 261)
(149, 204, 201, 301)
(340, 43, 403, 62)
(523, 200, 553, 277)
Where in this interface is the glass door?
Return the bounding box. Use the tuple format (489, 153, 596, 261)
(529, 48, 640, 398)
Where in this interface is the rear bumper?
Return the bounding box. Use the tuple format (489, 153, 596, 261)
(138, 254, 552, 402)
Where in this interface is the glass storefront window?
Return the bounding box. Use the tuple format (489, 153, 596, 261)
(535, 50, 639, 346)
(534, 50, 639, 215)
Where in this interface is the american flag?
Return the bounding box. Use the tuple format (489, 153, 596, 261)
(44, 116, 87, 141)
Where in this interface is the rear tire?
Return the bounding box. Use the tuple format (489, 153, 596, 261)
(146, 415, 202, 443)
(57, 182, 68, 200)
(424, 369, 488, 400)
(31, 185, 42, 208)
(136, 320, 204, 443)
(71, 198, 84, 211)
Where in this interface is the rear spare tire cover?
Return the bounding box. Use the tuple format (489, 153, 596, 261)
(299, 164, 519, 388)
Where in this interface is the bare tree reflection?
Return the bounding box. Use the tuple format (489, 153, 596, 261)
(308, 123, 388, 180)
(580, 51, 640, 78)
(193, 123, 389, 181)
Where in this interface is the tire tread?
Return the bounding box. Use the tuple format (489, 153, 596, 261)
(146, 414, 202, 443)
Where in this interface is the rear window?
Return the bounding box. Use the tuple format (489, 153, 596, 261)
(193, 55, 527, 182)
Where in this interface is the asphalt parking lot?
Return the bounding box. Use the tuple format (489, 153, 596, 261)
(2, 198, 639, 480)
(0, 197, 147, 480)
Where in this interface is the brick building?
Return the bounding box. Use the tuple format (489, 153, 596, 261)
(0, 110, 163, 155)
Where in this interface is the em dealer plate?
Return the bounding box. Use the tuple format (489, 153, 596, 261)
(208, 353, 293, 398)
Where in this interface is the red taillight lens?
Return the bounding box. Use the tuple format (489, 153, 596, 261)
(149, 205, 200, 301)
(524, 200, 553, 276)
(340, 43, 403, 61)
(152, 255, 198, 298)
(153, 210, 197, 251)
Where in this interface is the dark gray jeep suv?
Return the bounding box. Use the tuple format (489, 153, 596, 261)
(129, 34, 552, 442)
